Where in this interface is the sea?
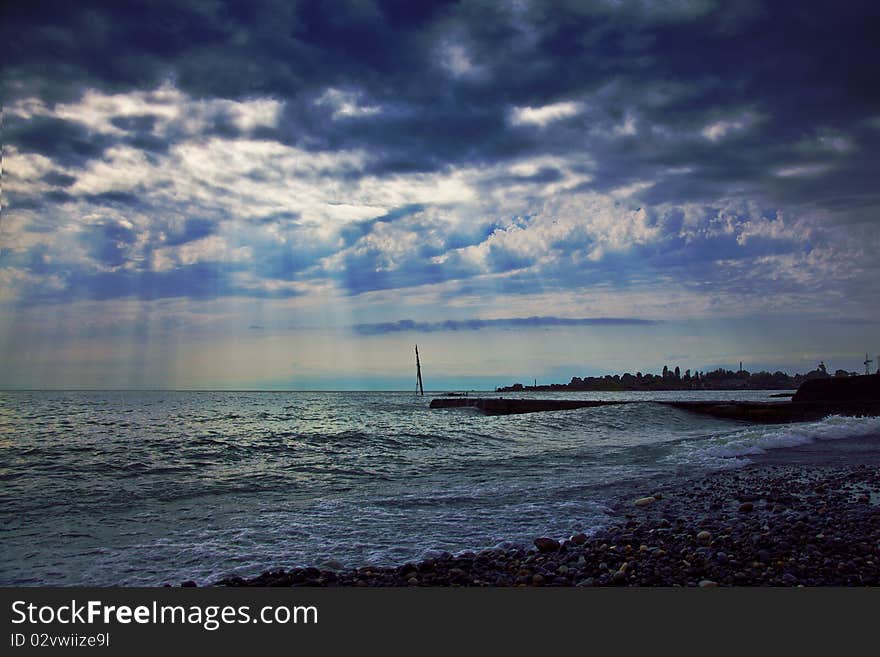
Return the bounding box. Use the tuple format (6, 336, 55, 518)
(2, 389, 879, 586)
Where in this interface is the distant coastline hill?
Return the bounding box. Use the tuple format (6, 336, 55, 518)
(496, 363, 862, 393)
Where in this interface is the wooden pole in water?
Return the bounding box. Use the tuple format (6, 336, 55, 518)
(415, 345, 424, 396)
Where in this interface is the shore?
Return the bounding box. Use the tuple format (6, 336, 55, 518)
(212, 437, 880, 587)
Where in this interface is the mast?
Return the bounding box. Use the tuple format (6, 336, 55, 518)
(415, 345, 424, 396)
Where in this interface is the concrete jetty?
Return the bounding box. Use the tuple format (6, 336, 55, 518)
(428, 397, 628, 415)
(430, 396, 880, 421)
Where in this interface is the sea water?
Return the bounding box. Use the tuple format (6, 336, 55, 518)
(1, 389, 878, 585)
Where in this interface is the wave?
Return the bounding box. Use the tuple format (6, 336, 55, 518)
(672, 414, 880, 468)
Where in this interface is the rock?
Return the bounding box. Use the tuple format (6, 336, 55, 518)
(180, 580, 197, 588)
(531, 574, 545, 586)
(698, 580, 718, 588)
(696, 530, 712, 546)
(322, 560, 344, 570)
(635, 496, 656, 507)
(534, 537, 560, 553)
(576, 578, 596, 587)
(738, 502, 754, 512)
(571, 533, 588, 545)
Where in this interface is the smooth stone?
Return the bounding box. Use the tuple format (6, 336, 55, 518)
(738, 502, 755, 512)
(635, 496, 656, 507)
(535, 537, 561, 553)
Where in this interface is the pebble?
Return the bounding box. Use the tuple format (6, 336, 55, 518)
(534, 537, 560, 553)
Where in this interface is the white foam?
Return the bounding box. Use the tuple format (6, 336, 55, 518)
(672, 414, 880, 468)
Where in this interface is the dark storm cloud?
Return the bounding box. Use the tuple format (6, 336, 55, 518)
(353, 316, 659, 335)
(5, 0, 879, 201)
(5, 115, 113, 164)
(3, 0, 880, 306)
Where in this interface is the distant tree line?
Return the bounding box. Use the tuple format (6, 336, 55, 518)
(496, 361, 863, 392)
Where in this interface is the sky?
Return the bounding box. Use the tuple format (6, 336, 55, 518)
(2, 0, 880, 390)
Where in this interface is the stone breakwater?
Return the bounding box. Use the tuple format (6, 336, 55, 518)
(211, 463, 880, 588)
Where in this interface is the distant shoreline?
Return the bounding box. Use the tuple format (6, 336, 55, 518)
(497, 364, 864, 393)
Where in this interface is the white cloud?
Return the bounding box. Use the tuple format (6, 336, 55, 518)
(11, 83, 284, 139)
(69, 146, 154, 195)
(774, 164, 830, 178)
(610, 180, 655, 199)
(152, 235, 253, 272)
(439, 42, 480, 78)
(452, 192, 661, 270)
(613, 112, 638, 136)
(314, 88, 381, 120)
(701, 111, 759, 142)
(509, 101, 584, 127)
